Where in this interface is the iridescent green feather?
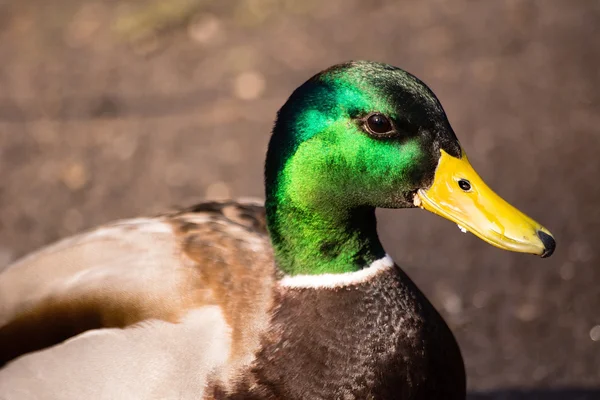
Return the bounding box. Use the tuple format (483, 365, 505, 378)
(265, 61, 455, 275)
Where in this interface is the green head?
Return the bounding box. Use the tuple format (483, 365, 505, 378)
(265, 61, 555, 276)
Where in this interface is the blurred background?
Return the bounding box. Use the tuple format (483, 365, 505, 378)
(0, 0, 598, 398)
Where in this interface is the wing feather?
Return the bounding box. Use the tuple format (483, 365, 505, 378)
(0, 307, 231, 400)
(0, 200, 273, 373)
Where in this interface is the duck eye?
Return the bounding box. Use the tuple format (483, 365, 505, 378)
(365, 113, 394, 135)
(458, 179, 471, 191)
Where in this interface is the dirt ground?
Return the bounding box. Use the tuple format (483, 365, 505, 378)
(0, 0, 599, 398)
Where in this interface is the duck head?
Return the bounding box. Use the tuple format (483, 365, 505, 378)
(265, 61, 555, 275)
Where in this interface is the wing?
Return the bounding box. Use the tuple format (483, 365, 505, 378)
(0, 200, 275, 397)
(0, 307, 231, 400)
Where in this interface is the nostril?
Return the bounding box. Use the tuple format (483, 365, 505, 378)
(537, 230, 556, 258)
(458, 179, 471, 191)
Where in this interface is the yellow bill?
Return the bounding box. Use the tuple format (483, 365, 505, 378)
(415, 149, 555, 257)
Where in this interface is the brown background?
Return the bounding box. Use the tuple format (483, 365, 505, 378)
(0, 1, 598, 398)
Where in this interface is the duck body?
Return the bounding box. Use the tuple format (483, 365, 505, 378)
(0, 61, 554, 399)
(0, 201, 464, 399)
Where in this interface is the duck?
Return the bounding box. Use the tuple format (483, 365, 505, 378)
(0, 61, 555, 399)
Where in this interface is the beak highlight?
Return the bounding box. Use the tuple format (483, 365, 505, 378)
(415, 150, 555, 257)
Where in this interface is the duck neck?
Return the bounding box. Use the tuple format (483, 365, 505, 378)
(265, 191, 385, 276)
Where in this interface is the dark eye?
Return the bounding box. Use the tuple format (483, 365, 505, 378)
(458, 179, 471, 191)
(365, 113, 394, 136)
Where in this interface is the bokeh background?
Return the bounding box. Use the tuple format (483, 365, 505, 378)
(0, 0, 598, 398)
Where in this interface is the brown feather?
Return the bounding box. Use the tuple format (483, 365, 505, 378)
(0, 199, 275, 379)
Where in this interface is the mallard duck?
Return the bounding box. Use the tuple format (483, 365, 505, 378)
(0, 61, 555, 399)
